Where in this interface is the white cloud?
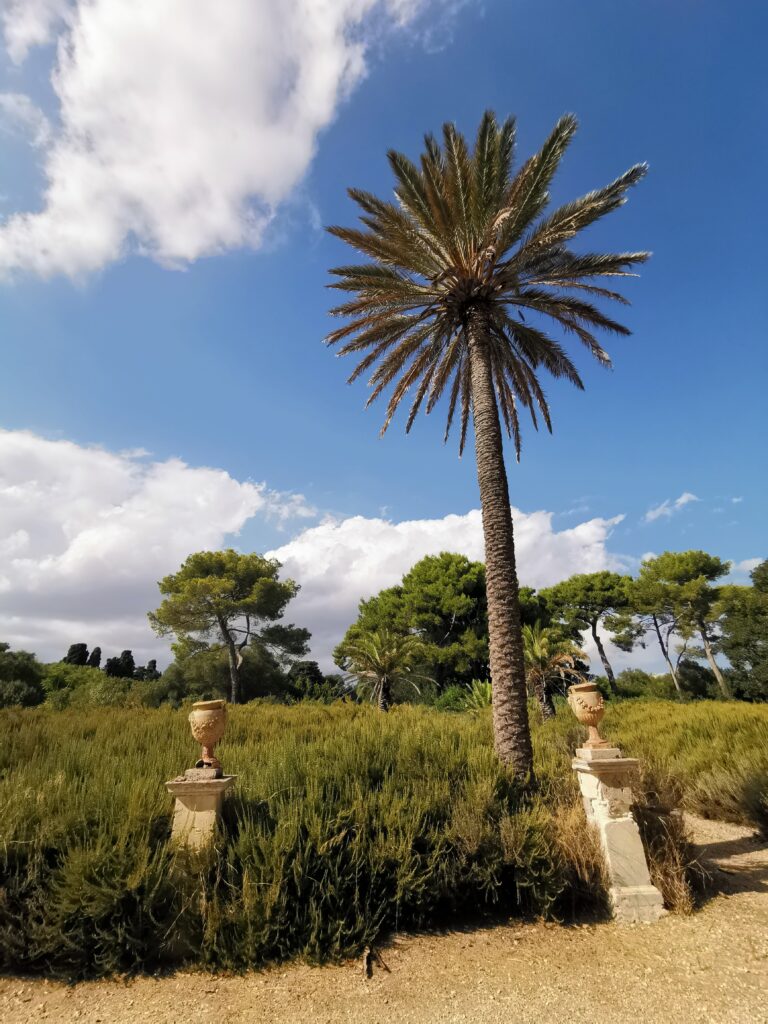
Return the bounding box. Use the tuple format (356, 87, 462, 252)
(643, 491, 699, 523)
(731, 496, 743, 504)
(269, 510, 626, 668)
(1, 0, 71, 63)
(731, 557, 762, 578)
(0, 93, 52, 147)
(0, 429, 314, 662)
(0, 0, 455, 278)
(6, 424, 707, 679)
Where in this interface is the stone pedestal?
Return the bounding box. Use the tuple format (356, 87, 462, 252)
(572, 747, 665, 924)
(165, 772, 236, 850)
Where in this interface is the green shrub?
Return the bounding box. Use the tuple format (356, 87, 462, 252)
(613, 669, 679, 701)
(0, 678, 45, 708)
(463, 679, 493, 710)
(433, 684, 469, 711)
(41, 662, 103, 694)
(1, 699, 763, 978)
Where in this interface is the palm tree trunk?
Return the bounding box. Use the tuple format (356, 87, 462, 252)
(591, 619, 618, 695)
(698, 620, 730, 698)
(468, 320, 534, 779)
(378, 675, 391, 712)
(534, 677, 556, 719)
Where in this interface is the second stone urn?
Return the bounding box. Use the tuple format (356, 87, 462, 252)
(567, 681, 611, 749)
(188, 699, 227, 771)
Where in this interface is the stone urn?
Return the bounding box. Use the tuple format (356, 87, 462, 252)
(188, 699, 227, 770)
(567, 681, 610, 748)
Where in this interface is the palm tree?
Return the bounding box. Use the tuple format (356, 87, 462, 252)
(344, 629, 427, 711)
(327, 111, 647, 776)
(523, 621, 588, 719)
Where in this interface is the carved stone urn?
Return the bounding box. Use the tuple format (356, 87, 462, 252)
(567, 681, 610, 748)
(188, 699, 227, 770)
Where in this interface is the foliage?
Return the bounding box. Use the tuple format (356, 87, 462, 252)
(148, 549, 302, 704)
(343, 629, 429, 711)
(41, 661, 102, 694)
(86, 646, 102, 669)
(104, 649, 136, 679)
(598, 669, 681, 702)
(463, 678, 493, 710)
(160, 644, 293, 705)
(522, 622, 588, 718)
(614, 551, 731, 697)
(0, 679, 45, 708)
(432, 683, 472, 712)
(326, 110, 647, 453)
(62, 643, 89, 666)
(0, 642, 44, 686)
(133, 658, 161, 682)
(336, 554, 556, 699)
(0, 643, 45, 707)
(286, 661, 347, 703)
(335, 553, 489, 691)
(5, 699, 750, 978)
(601, 700, 768, 829)
(1, 700, 761, 978)
(541, 572, 631, 692)
(717, 559, 768, 701)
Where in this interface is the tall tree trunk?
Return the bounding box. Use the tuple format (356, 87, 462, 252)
(226, 641, 240, 704)
(533, 676, 556, 719)
(378, 675, 391, 712)
(218, 616, 240, 704)
(468, 321, 534, 779)
(698, 620, 730, 698)
(651, 614, 682, 696)
(591, 619, 617, 695)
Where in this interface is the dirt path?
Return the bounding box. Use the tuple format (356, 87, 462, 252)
(2, 816, 766, 1024)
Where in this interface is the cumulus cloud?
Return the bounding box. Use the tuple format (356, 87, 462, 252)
(0, 429, 314, 662)
(731, 557, 763, 577)
(0, 425, 632, 669)
(1, 0, 71, 63)
(0, 93, 52, 148)
(0, 0, 457, 278)
(643, 491, 699, 523)
(269, 510, 626, 668)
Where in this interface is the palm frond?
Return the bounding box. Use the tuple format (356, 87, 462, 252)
(326, 111, 647, 455)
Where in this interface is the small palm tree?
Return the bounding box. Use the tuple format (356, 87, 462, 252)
(344, 629, 428, 712)
(523, 621, 588, 719)
(327, 111, 647, 776)
(463, 678, 493, 710)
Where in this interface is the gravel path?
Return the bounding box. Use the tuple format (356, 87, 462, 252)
(2, 815, 766, 1024)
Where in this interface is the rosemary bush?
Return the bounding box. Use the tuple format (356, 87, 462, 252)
(0, 699, 763, 977)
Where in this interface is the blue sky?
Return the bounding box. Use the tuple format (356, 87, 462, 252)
(0, 0, 765, 666)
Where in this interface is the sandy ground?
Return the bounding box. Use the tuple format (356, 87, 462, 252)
(2, 814, 766, 1024)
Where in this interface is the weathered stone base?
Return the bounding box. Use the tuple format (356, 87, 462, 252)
(165, 775, 236, 849)
(610, 884, 666, 924)
(572, 750, 665, 924)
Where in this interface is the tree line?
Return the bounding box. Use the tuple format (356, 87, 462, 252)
(1, 546, 764, 713)
(334, 549, 767, 706)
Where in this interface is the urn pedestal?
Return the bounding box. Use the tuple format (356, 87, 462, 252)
(568, 683, 664, 924)
(165, 773, 236, 850)
(165, 699, 236, 850)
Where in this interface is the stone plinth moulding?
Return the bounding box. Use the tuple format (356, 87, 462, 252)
(165, 773, 236, 850)
(572, 746, 665, 924)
